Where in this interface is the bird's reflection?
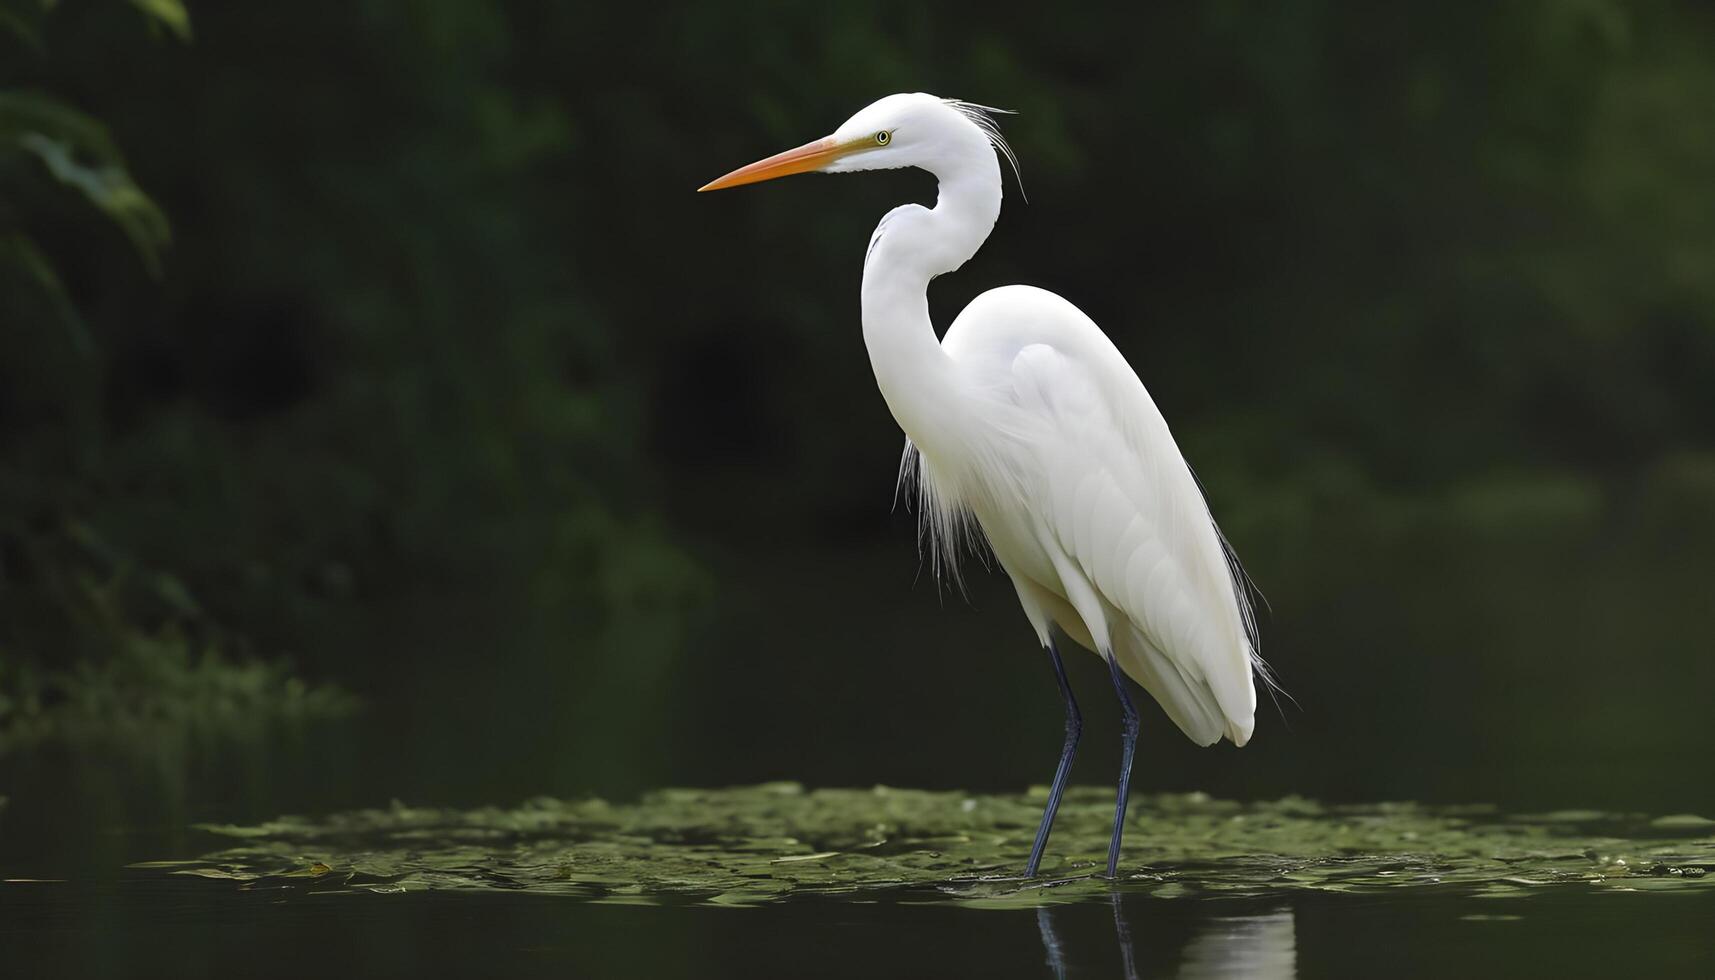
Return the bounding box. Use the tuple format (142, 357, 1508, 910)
(1176, 908, 1296, 979)
(1111, 893, 1143, 980)
(1038, 907, 1071, 979)
(1037, 895, 1295, 979)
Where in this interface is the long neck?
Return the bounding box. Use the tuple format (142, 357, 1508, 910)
(860, 153, 1003, 449)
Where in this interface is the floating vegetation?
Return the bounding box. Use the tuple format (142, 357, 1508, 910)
(142, 784, 1715, 908)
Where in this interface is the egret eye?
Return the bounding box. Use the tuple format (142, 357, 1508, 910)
(875, 130, 891, 145)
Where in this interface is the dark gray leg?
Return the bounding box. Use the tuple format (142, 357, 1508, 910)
(1024, 638, 1081, 878)
(1105, 651, 1140, 878)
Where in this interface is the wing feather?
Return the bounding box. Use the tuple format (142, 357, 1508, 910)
(983, 294, 1258, 746)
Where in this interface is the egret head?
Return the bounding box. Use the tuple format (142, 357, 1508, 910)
(698, 93, 1018, 192)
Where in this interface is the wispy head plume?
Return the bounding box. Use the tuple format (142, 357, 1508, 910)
(944, 100, 1026, 201)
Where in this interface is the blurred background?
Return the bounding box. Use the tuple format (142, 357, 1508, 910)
(3, 0, 1715, 874)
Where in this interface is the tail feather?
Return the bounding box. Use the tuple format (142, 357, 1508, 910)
(1111, 625, 1228, 747)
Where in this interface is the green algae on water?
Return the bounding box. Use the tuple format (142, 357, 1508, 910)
(153, 784, 1715, 908)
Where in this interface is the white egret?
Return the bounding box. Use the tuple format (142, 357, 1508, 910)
(700, 93, 1267, 878)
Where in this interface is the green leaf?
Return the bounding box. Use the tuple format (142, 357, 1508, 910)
(5, 0, 190, 44)
(128, 0, 190, 41)
(0, 231, 92, 353)
(17, 133, 172, 275)
(0, 90, 113, 148)
(0, 92, 172, 276)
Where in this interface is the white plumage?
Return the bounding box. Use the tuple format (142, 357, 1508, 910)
(923, 284, 1259, 747)
(701, 92, 1267, 876)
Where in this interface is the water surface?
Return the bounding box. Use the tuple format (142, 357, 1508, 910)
(5, 783, 1711, 977)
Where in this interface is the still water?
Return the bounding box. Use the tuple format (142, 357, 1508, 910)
(4, 774, 1712, 977)
(5, 536, 1715, 977)
(9, 883, 1714, 977)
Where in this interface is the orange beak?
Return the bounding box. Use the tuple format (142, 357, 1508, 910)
(698, 136, 847, 192)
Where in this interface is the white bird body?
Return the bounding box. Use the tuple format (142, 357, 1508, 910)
(923, 285, 1257, 747)
(847, 97, 1258, 748)
(701, 91, 1265, 875)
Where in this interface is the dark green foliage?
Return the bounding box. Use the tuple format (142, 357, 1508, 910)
(0, 0, 1713, 800)
(0, 0, 336, 742)
(0, 1, 701, 748)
